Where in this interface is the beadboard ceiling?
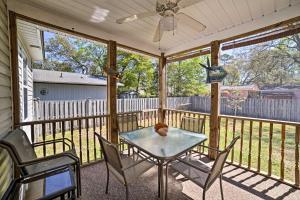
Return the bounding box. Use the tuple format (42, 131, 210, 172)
(9, 0, 300, 56)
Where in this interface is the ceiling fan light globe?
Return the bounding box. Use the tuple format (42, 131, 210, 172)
(161, 16, 177, 31)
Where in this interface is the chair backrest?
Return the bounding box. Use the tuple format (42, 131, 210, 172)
(117, 114, 139, 133)
(180, 116, 205, 133)
(205, 136, 240, 189)
(0, 129, 37, 165)
(95, 133, 124, 176)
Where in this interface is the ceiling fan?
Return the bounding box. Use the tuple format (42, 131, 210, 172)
(116, 0, 206, 42)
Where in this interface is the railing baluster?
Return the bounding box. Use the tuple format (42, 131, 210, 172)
(217, 117, 221, 149)
(86, 118, 90, 163)
(30, 124, 34, 143)
(100, 116, 103, 159)
(93, 117, 96, 161)
(239, 120, 244, 165)
(257, 121, 262, 172)
(52, 122, 56, 155)
(62, 121, 65, 152)
(268, 123, 273, 176)
(248, 121, 253, 169)
(231, 119, 236, 163)
(295, 126, 300, 186)
(79, 119, 83, 164)
(280, 124, 285, 180)
(224, 118, 228, 149)
(42, 123, 46, 157)
(71, 120, 74, 146)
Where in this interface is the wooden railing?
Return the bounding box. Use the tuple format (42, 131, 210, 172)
(164, 108, 300, 187)
(17, 109, 159, 165)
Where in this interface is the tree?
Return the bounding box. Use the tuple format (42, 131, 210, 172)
(117, 50, 158, 97)
(167, 57, 209, 96)
(221, 34, 300, 88)
(44, 35, 107, 76)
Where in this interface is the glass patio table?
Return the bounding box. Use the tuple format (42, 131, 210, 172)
(120, 126, 207, 200)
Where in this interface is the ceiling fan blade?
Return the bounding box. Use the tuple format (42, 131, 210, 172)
(116, 11, 157, 24)
(176, 12, 206, 32)
(153, 21, 164, 42)
(178, 0, 203, 9)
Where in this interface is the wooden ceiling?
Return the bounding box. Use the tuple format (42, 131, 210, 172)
(9, 0, 300, 56)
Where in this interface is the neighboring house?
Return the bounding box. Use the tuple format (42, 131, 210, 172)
(33, 69, 121, 100)
(17, 20, 44, 140)
(221, 85, 259, 98)
(258, 85, 300, 99)
(119, 91, 138, 99)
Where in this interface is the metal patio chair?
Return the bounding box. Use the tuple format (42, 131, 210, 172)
(0, 128, 81, 197)
(171, 136, 240, 200)
(95, 132, 154, 200)
(180, 116, 205, 133)
(117, 113, 143, 155)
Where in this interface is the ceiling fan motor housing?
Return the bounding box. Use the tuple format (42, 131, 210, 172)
(156, 1, 180, 16)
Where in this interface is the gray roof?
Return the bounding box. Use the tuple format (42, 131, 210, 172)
(33, 69, 108, 86)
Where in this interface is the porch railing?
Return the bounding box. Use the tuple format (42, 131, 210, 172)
(17, 109, 159, 165)
(164, 108, 300, 187)
(17, 108, 299, 187)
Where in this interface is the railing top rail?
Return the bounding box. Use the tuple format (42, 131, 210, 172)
(219, 114, 300, 126)
(17, 114, 110, 126)
(164, 108, 300, 126)
(164, 108, 210, 116)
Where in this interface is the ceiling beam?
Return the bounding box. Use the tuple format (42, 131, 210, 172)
(222, 26, 300, 51)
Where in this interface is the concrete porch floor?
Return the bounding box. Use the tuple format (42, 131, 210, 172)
(79, 161, 300, 200)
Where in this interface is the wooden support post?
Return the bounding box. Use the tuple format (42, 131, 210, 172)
(209, 40, 220, 159)
(9, 11, 20, 129)
(158, 53, 166, 123)
(107, 40, 118, 144)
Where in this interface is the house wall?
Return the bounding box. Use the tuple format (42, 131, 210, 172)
(0, 0, 13, 198)
(34, 83, 107, 100)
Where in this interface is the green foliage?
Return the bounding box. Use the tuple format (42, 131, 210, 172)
(221, 34, 300, 88)
(167, 57, 209, 96)
(117, 50, 158, 97)
(43, 35, 107, 76)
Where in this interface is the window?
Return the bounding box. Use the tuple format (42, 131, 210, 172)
(23, 88, 28, 119)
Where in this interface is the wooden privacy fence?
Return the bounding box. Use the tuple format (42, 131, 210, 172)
(164, 108, 300, 188)
(191, 96, 300, 122)
(33, 97, 192, 121)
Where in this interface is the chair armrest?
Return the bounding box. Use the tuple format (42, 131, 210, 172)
(18, 152, 79, 168)
(198, 145, 222, 153)
(176, 157, 211, 174)
(122, 156, 152, 171)
(33, 138, 74, 150)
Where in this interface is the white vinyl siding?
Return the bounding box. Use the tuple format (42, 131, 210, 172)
(0, 0, 13, 199)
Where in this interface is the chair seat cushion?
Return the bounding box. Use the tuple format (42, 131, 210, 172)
(24, 149, 78, 175)
(171, 155, 211, 188)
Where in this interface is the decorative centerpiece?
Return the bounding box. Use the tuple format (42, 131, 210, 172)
(154, 123, 168, 136)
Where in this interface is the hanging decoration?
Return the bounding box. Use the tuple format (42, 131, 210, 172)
(199, 57, 227, 83)
(103, 66, 122, 79)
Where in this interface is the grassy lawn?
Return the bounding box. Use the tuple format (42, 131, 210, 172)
(35, 114, 298, 184)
